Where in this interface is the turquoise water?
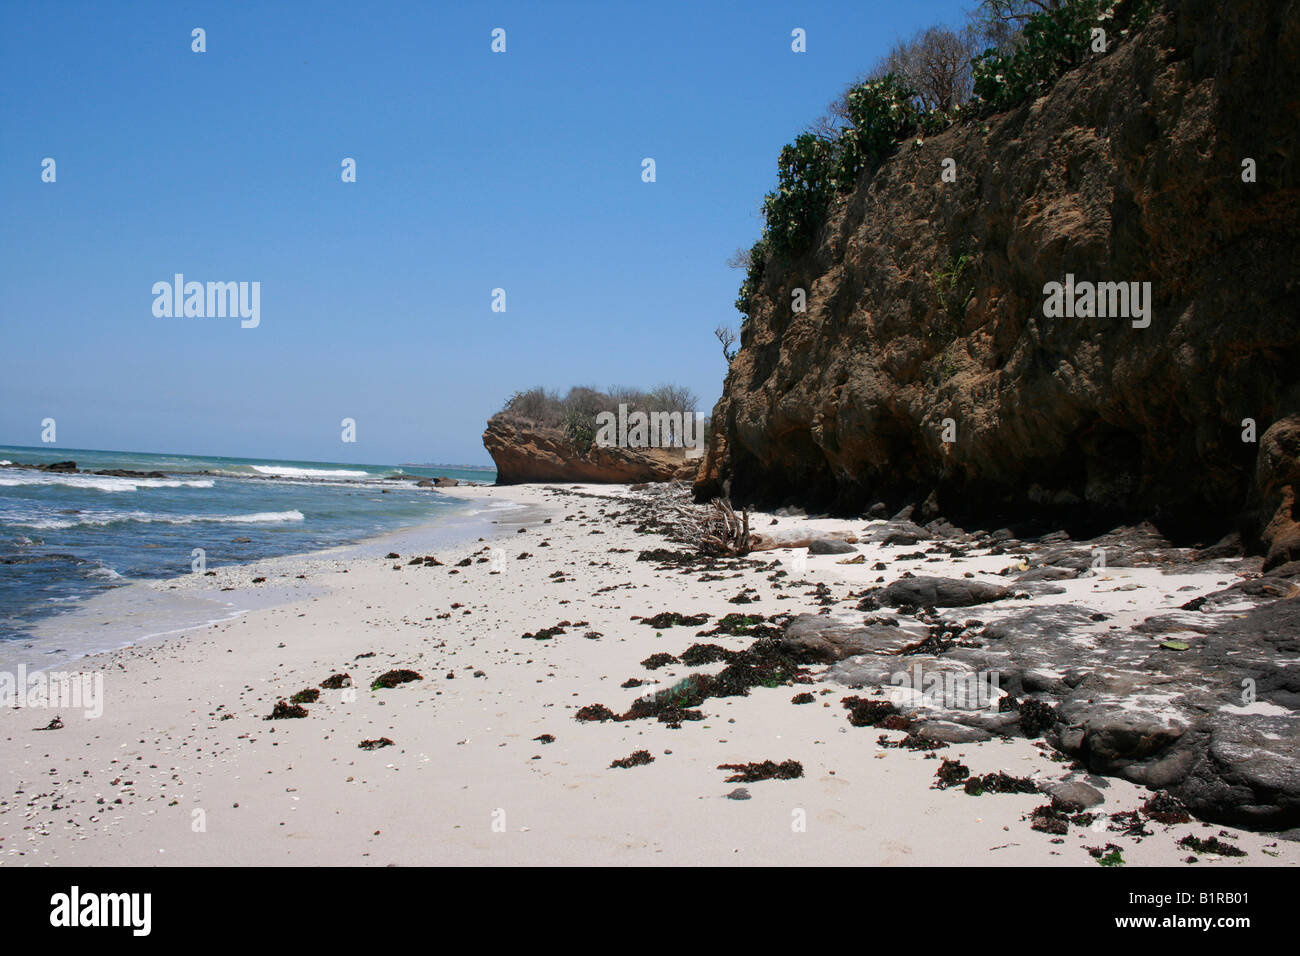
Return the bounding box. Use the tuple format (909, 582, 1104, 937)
(0, 445, 495, 645)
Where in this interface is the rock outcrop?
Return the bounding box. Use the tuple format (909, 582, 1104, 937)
(1258, 416, 1300, 569)
(483, 415, 700, 485)
(697, 0, 1300, 546)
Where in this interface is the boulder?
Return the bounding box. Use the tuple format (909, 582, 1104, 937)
(779, 614, 914, 664)
(879, 576, 1012, 608)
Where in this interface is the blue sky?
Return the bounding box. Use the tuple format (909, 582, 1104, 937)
(1, 0, 977, 466)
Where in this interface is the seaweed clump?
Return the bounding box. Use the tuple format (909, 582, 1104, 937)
(934, 757, 970, 789)
(841, 696, 911, 730)
(1177, 834, 1246, 857)
(371, 669, 423, 690)
(1142, 792, 1192, 824)
(622, 637, 807, 721)
(610, 750, 655, 769)
(575, 703, 618, 722)
(359, 737, 394, 750)
(320, 673, 352, 689)
(1017, 698, 1061, 738)
(640, 611, 711, 628)
(717, 760, 803, 782)
(266, 700, 308, 720)
(963, 771, 1039, 796)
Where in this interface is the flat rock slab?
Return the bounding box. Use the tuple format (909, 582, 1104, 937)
(779, 614, 914, 663)
(808, 538, 857, 555)
(1048, 780, 1105, 810)
(911, 720, 993, 744)
(879, 576, 1012, 607)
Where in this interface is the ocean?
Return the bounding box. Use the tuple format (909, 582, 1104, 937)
(0, 445, 497, 660)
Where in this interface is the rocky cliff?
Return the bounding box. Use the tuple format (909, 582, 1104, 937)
(483, 416, 699, 485)
(698, 0, 1300, 549)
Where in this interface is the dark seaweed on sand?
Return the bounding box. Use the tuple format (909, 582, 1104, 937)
(320, 673, 352, 689)
(717, 760, 803, 782)
(678, 643, 733, 665)
(934, 757, 970, 789)
(1016, 698, 1061, 738)
(623, 637, 807, 720)
(359, 737, 394, 750)
(841, 696, 910, 729)
(370, 669, 423, 690)
(610, 750, 655, 769)
(265, 700, 308, 720)
(640, 652, 678, 670)
(289, 688, 320, 705)
(697, 613, 782, 639)
(963, 771, 1039, 796)
(1177, 834, 1246, 857)
(640, 611, 711, 628)
(575, 703, 618, 722)
(1141, 792, 1192, 824)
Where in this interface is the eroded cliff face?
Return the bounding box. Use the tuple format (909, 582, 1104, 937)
(484, 416, 699, 485)
(698, 0, 1300, 542)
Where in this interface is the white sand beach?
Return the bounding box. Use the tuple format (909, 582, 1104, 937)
(1, 483, 1294, 867)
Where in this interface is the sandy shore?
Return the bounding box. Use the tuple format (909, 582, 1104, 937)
(1, 483, 1294, 866)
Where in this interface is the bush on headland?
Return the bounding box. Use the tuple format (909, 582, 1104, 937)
(497, 385, 706, 452)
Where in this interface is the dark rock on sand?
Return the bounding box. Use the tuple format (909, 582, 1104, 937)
(780, 614, 914, 663)
(878, 576, 1012, 608)
(1048, 780, 1105, 811)
(808, 538, 857, 555)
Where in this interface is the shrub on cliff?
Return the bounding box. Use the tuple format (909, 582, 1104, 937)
(735, 0, 1155, 324)
(971, 0, 1154, 113)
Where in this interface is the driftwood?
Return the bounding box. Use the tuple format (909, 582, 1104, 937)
(637, 484, 753, 555)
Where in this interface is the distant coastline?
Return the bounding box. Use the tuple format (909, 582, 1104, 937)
(399, 462, 496, 472)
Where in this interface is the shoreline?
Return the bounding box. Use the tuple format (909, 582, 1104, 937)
(0, 482, 1294, 866)
(2, 487, 540, 675)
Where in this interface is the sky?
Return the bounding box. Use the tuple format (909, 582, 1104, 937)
(1, 0, 979, 467)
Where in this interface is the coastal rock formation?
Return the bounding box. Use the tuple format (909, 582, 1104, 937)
(819, 522, 1300, 830)
(483, 415, 699, 485)
(697, 0, 1300, 546)
(1258, 416, 1300, 569)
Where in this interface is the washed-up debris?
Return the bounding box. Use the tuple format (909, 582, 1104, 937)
(934, 758, 970, 788)
(963, 771, 1039, 796)
(290, 688, 320, 705)
(359, 737, 394, 750)
(841, 696, 910, 729)
(640, 612, 711, 628)
(1178, 834, 1246, 857)
(575, 703, 618, 722)
(320, 673, 352, 689)
(1142, 792, 1192, 824)
(1089, 844, 1126, 866)
(266, 700, 308, 720)
(717, 760, 803, 782)
(371, 669, 423, 690)
(610, 749, 654, 769)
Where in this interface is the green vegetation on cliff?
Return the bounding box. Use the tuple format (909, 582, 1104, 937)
(735, 0, 1155, 323)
